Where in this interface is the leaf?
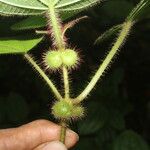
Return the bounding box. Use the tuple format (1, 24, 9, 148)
(38, 0, 50, 6)
(0, 35, 43, 54)
(96, 127, 117, 148)
(109, 110, 125, 130)
(113, 130, 150, 150)
(127, 0, 150, 21)
(95, 24, 122, 45)
(11, 11, 79, 31)
(0, 1, 46, 16)
(0, 0, 47, 9)
(56, 0, 101, 11)
(0, 0, 47, 16)
(0, 0, 101, 16)
(38, 0, 60, 6)
(78, 102, 108, 135)
(11, 16, 47, 31)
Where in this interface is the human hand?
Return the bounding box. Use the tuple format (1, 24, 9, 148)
(0, 120, 79, 150)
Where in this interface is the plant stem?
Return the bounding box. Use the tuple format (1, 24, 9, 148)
(47, 3, 69, 143)
(24, 53, 63, 101)
(73, 21, 133, 104)
(48, 3, 65, 49)
(47, 4, 70, 99)
(60, 121, 67, 144)
(63, 66, 70, 99)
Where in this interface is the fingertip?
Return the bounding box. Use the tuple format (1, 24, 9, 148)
(65, 129, 79, 148)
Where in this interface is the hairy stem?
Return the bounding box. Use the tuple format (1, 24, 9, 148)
(48, 3, 65, 49)
(60, 121, 67, 144)
(47, 3, 70, 99)
(47, 3, 69, 142)
(63, 66, 70, 99)
(73, 21, 133, 104)
(24, 53, 63, 101)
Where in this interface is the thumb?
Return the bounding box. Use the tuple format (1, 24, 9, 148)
(34, 141, 67, 150)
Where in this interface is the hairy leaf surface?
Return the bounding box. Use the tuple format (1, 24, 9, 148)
(0, 2, 46, 15)
(0, 0, 101, 15)
(56, 0, 101, 11)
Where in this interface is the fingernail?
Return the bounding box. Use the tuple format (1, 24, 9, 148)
(42, 141, 67, 150)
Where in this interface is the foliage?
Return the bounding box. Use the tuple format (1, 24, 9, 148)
(0, 0, 150, 149)
(0, 35, 43, 54)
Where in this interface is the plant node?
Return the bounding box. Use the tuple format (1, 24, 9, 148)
(52, 99, 84, 120)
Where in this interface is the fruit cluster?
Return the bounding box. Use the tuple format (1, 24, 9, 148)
(44, 49, 79, 70)
(52, 100, 84, 120)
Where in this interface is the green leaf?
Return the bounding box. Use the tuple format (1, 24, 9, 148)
(0, 0, 47, 9)
(95, 24, 122, 45)
(113, 130, 150, 150)
(38, 0, 50, 6)
(56, 0, 101, 11)
(0, 1, 46, 16)
(11, 16, 47, 31)
(78, 102, 108, 135)
(11, 11, 79, 31)
(109, 110, 125, 130)
(0, 0, 48, 16)
(0, 0, 101, 16)
(0, 35, 43, 54)
(96, 127, 117, 148)
(127, 0, 150, 21)
(38, 0, 59, 6)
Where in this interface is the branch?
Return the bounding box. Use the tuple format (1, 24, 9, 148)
(73, 21, 133, 104)
(24, 53, 63, 101)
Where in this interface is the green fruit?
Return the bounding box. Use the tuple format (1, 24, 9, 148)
(72, 106, 84, 118)
(52, 100, 73, 119)
(61, 49, 78, 67)
(44, 51, 62, 69)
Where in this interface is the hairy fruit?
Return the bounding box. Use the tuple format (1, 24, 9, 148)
(44, 51, 62, 70)
(52, 100, 73, 119)
(52, 100, 84, 120)
(61, 49, 78, 67)
(72, 106, 84, 118)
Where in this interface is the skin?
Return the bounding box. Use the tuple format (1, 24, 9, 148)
(0, 120, 79, 150)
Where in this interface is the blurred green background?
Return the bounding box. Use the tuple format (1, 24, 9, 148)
(0, 0, 150, 149)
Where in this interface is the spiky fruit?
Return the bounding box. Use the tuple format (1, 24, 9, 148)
(61, 49, 78, 67)
(52, 100, 73, 119)
(44, 51, 62, 70)
(72, 106, 84, 119)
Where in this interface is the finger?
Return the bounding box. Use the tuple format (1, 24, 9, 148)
(34, 141, 67, 150)
(0, 120, 78, 150)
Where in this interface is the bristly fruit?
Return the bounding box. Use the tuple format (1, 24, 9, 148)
(52, 100, 84, 120)
(61, 49, 79, 68)
(72, 105, 84, 119)
(44, 51, 62, 70)
(52, 100, 73, 119)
